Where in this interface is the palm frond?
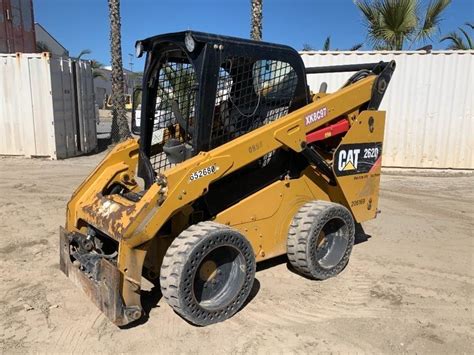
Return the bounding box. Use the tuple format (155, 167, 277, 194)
(378, 0, 418, 49)
(373, 43, 393, 50)
(418, 0, 451, 42)
(90, 60, 104, 69)
(355, 0, 386, 48)
(77, 49, 92, 59)
(465, 22, 474, 30)
(440, 31, 467, 50)
(458, 26, 473, 49)
(90, 60, 107, 80)
(93, 71, 107, 80)
(349, 43, 364, 51)
(355, 0, 418, 50)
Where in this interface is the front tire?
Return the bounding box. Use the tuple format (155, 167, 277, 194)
(287, 201, 355, 280)
(160, 221, 256, 326)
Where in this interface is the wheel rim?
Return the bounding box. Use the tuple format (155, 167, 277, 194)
(193, 245, 246, 311)
(315, 217, 349, 269)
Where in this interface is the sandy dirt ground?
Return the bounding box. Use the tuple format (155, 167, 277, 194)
(0, 153, 472, 354)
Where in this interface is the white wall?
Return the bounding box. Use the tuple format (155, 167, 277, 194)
(300, 51, 473, 169)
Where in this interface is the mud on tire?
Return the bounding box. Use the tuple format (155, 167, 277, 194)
(287, 201, 355, 280)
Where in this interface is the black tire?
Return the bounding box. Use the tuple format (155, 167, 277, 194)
(160, 221, 256, 326)
(287, 201, 355, 280)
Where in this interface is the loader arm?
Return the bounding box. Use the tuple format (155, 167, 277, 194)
(123, 69, 386, 247)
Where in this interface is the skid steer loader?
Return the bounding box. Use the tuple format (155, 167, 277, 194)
(59, 31, 395, 326)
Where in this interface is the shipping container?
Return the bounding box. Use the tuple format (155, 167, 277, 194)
(0, 0, 36, 53)
(0, 52, 97, 158)
(300, 50, 473, 169)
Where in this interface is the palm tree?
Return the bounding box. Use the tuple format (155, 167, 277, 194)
(302, 43, 315, 51)
(108, 0, 130, 143)
(74, 50, 107, 79)
(91, 60, 107, 80)
(250, 0, 263, 41)
(323, 36, 331, 51)
(441, 22, 473, 50)
(301, 38, 364, 51)
(355, 0, 451, 50)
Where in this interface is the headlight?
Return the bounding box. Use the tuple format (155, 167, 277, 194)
(185, 32, 195, 52)
(135, 41, 144, 58)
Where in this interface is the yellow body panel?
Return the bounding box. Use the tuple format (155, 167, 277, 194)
(215, 170, 330, 261)
(334, 111, 386, 222)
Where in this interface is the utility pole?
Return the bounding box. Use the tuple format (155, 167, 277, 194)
(128, 53, 134, 72)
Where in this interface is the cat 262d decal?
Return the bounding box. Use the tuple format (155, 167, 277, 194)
(333, 142, 382, 176)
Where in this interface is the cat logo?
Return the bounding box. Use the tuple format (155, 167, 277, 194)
(337, 149, 360, 172)
(333, 143, 382, 177)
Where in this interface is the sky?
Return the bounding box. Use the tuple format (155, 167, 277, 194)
(34, 0, 473, 71)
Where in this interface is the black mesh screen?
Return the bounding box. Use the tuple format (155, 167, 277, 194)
(210, 58, 298, 149)
(149, 58, 197, 172)
(148, 54, 298, 173)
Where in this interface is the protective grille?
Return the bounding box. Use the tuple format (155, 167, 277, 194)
(210, 58, 298, 149)
(150, 59, 197, 172)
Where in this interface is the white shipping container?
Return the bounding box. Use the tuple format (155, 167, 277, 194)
(300, 51, 473, 169)
(0, 53, 97, 159)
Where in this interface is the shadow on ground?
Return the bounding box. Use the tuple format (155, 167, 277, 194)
(120, 218, 372, 328)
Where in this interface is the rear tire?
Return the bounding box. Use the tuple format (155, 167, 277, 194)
(287, 201, 355, 280)
(160, 221, 256, 326)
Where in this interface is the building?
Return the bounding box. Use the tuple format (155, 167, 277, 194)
(34, 22, 68, 56)
(94, 66, 140, 109)
(0, 0, 36, 53)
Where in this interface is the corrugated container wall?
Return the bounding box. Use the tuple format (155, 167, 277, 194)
(0, 0, 36, 53)
(300, 51, 473, 169)
(0, 53, 97, 158)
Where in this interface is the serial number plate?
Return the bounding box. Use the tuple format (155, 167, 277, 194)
(189, 165, 219, 182)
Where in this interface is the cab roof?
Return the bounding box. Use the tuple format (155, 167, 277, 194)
(137, 30, 299, 56)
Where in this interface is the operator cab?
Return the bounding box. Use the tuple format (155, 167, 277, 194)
(134, 31, 311, 187)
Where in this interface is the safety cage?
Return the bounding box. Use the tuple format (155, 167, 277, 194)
(135, 31, 310, 184)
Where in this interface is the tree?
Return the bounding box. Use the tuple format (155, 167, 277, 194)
(301, 38, 364, 51)
(250, 0, 263, 41)
(74, 50, 107, 79)
(323, 36, 331, 51)
(355, 0, 451, 50)
(91, 60, 107, 80)
(302, 43, 315, 51)
(108, 0, 131, 143)
(441, 22, 473, 50)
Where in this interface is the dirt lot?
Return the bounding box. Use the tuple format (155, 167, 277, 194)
(0, 153, 472, 354)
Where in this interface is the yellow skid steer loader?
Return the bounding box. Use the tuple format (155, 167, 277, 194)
(60, 31, 395, 326)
